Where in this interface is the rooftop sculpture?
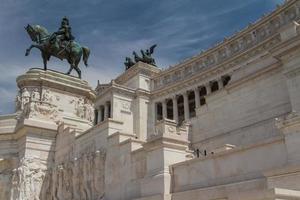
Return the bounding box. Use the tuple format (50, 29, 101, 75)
(24, 17, 90, 79)
(124, 44, 157, 70)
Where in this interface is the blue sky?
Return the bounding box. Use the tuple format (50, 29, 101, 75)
(0, 0, 284, 114)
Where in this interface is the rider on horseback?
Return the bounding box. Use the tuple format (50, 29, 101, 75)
(25, 20, 90, 79)
(50, 16, 75, 54)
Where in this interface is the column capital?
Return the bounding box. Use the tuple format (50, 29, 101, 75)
(182, 91, 189, 97)
(172, 94, 178, 100)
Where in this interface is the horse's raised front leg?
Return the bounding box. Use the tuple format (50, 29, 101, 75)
(25, 44, 40, 56)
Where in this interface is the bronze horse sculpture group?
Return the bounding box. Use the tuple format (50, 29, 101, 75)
(25, 24, 90, 78)
(124, 44, 157, 70)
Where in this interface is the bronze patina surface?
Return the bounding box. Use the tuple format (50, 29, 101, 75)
(25, 17, 90, 79)
(124, 44, 157, 70)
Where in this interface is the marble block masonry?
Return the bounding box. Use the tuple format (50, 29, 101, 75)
(1, 0, 300, 199)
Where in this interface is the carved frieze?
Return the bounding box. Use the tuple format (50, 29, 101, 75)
(16, 88, 60, 122)
(121, 101, 132, 113)
(11, 158, 47, 200)
(72, 97, 95, 123)
(39, 149, 106, 200)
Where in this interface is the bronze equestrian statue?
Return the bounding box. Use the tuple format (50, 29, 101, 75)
(25, 17, 90, 79)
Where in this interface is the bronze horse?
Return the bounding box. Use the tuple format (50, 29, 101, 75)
(25, 24, 90, 78)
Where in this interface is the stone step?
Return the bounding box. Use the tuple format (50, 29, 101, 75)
(119, 138, 145, 152)
(107, 131, 138, 145)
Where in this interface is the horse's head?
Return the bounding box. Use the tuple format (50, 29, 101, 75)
(25, 24, 49, 43)
(25, 24, 38, 42)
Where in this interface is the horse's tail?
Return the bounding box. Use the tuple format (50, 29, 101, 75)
(82, 46, 90, 67)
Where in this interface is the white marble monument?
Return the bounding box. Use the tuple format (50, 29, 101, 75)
(1, 0, 300, 199)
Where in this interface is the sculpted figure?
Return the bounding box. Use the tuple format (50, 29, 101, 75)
(141, 44, 157, 66)
(42, 89, 52, 103)
(75, 98, 85, 119)
(31, 88, 40, 101)
(93, 151, 105, 199)
(133, 51, 143, 63)
(11, 168, 21, 199)
(40, 171, 52, 200)
(21, 88, 30, 108)
(71, 160, 80, 200)
(84, 100, 94, 122)
(124, 57, 135, 70)
(15, 91, 22, 111)
(25, 17, 90, 78)
(51, 16, 75, 54)
(83, 154, 92, 200)
(78, 158, 86, 199)
(129, 44, 157, 67)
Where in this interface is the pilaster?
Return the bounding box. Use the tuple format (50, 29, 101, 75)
(141, 119, 191, 198)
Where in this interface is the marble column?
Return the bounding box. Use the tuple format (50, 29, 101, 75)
(218, 78, 224, 89)
(172, 95, 178, 123)
(183, 92, 189, 121)
(206, 83, 212, 95)
(162, 99, 167, 120)
(194, 87, 200, 108)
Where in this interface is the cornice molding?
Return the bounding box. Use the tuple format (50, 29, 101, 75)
(17, 68, 96, 101)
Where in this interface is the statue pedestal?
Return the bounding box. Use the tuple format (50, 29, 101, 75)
(10, 68, 96, 199)
(16, 68, 96, 132)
